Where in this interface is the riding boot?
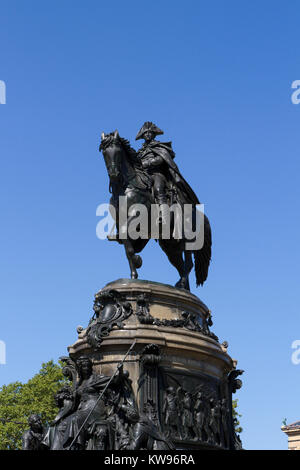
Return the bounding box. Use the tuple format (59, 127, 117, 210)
(156, 193, 169, 225)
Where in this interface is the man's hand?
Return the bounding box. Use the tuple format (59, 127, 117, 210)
(142, 155, 164, 168)
(141, 158, 152, 169)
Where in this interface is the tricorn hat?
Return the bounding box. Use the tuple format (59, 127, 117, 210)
(135, 121, 164, 140)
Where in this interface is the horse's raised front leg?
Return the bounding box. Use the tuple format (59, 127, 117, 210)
(123, 239, 138, 279)
(122, 239, 144, 280)
(119, 203, 147, 280)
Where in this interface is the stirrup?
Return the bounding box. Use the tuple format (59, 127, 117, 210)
(156, 206, 168, 225)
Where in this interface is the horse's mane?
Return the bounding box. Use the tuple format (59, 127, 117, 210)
(100, 132, 152, 190)
(119, 137, 138, 162)
(100, 133, 138, 165)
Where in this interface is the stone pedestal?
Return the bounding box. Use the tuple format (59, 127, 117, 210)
(282, 422, 300, 450)
(67, 279, 243, 450)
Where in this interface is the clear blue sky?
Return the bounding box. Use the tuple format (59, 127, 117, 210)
(1, 0, 299, 450)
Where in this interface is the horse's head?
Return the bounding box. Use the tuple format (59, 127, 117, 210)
(99, 129, 123, 183)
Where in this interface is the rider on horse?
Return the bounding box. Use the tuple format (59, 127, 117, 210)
(136, 122, 200, 223)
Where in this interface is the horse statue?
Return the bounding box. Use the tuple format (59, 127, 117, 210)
(99, 130, 211, 291)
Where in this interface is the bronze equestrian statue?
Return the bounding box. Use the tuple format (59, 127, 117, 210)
(99, 122, 211, 291)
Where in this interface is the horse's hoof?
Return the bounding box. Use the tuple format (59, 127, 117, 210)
(175, 280, 185, 289)
(175, 279, 190, 291)
(133, 255, 142, 269)
(131, 272, 138, 280)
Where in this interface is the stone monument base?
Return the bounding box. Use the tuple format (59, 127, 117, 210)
(65, 279, 243, 450)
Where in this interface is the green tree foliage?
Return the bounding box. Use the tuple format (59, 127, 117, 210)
(232, 399, 242, 434)
(0, 361, 68, 450)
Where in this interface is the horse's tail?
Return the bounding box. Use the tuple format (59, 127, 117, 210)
(194, 214, 212, 286)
